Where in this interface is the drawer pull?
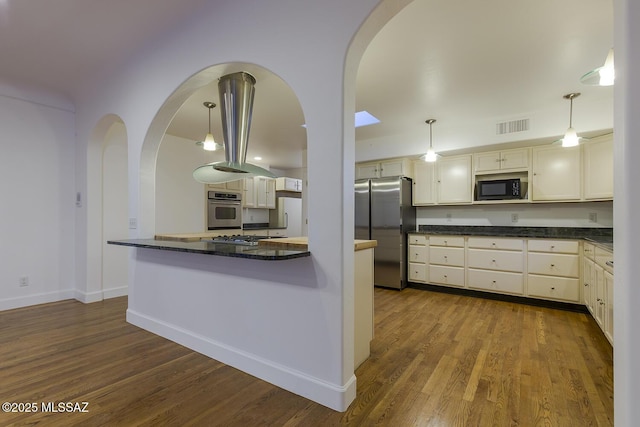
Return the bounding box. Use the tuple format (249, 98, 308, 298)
(492, 259, 496, 263)
(550, 287, 555, 290)
(550, 264, 555, 268)
(551, 245, 555, 249)
(584, 283, 588, 287)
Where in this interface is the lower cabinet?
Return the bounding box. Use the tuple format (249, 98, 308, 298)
(406, 233, 613, 346)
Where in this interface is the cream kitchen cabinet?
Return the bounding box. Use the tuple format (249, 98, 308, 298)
(473, 147, 530, 174)
(583, 134, 614, 200)
(276, 177, 302, 192)
(527, 239, 581, 303)
(408, 234, 428, 283)
(412, 160, 436, 205)
(242, 177, 256, 208)
(254, 176, 276, 209)
(531, 145, 581, 201)
(428, 236, 465, 287)
(436, 155, 472, 204)
(594, 246, 613, 345)
(467, 237, 524, 295)
(356, 158, 412, 179)
(583, 242, 596, 316)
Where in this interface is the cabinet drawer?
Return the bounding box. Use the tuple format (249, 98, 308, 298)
(583, 242, 596, 260)
(527, 253, 579, 278)
(468, 269, 523, 295)
(429, 236, 465, 247)
(408, 234, 427, 245)
(429, 247, 464, 267)
(267, 229, 286, 237)
(527, 239, 579, 254)
(409, 262, 427, 282)
(429, 265, 465, 287)
(527, 275, 581, 302)
(467, 249, 523, 273)
(467, 237, 523, 251)
(595, 247, 613, 273)
(408, 245, 427, 263)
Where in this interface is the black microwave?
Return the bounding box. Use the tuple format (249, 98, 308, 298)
(476, 178, 522, 200)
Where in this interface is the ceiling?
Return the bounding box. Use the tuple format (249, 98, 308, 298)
(0, 0, 614, 170)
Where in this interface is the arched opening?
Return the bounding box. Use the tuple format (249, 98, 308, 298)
(85, 114, 129, 302)
(140, 63, 307, 238)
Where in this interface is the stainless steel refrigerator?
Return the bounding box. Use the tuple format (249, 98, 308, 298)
(355, 176, 416, 289)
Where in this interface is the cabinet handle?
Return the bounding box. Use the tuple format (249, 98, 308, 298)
(551, 287, 555, 290)
(492, 259, 496, 263)
(599, 301, 605, 306)
(550, 264, 555, 268)
(584, 283, 589, 287)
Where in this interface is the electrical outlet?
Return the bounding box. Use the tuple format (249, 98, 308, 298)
(589, 212, 597, 223)
(129, 218, 137, 229)
(511, 213, 519, 223)
(446, 213, 452, 222)
(250, 215, 254, 221)
(19, 276, 29, 287)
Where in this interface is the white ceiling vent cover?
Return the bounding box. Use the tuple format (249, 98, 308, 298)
(496, 118, 530, 135)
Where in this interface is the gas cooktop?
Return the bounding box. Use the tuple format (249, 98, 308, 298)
(204, 234, 271, 246)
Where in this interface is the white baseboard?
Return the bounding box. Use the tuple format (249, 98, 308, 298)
(103, 286, 128, 299)
(73, 289, 104, 304)
(127, 309, 357, 412)
(0, 289, 75, 311)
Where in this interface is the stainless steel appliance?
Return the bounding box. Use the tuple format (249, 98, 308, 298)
(203, 234, 271, 246)
(476, 178, 524, 200)
(207, 191, 242, 230)
(355, 176, 416, 289)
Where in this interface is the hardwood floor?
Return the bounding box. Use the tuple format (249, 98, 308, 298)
(0, 288, 613, 426)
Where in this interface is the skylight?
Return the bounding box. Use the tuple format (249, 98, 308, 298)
(301, 111, 380, 128)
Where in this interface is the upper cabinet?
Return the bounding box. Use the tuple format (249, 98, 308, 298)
(276, 177, 302, 192)
(412, 155, 472, 205)
(356, 158, 413, 180)
(254, 176, 276, 209)
(474, 147, 530, 174)
(583, 134, 614, 200)
(437, 155, 473, 204)
(531, 145, 581, 201)
(412, 161, 436, 205)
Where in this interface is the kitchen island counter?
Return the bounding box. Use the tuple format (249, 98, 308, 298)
(257, 236, 377, 251)
(107, 238, 310, 261)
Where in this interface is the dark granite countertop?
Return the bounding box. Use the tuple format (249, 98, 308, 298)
(107, 239, 310, 261)
(414, 226, 613, 251)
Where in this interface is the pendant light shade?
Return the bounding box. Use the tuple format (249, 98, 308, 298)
(580, 48, 615, 86)
(561, 93, 582, 148)
(423, 119, 438, 162)
(197, 102, 223, 151)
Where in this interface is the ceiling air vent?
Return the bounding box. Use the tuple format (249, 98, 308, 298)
(496, 118, 529, 135)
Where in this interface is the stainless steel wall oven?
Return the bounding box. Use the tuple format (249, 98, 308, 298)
(207, 191, 242, 230)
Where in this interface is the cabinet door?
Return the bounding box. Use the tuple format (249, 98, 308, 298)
(594, 264, 605, 329)
(412, 161, 436, 205)
(604, 270, 613, 344)
(437, 155, 472, 204)
(356, 163, 379, 179)
(380, 159, 404, 177)
(226, 180, 243, 192)
(501, 148, 529, 170)
(265, 178, 276, 209)
(255, 177, 268, 208)
(531, 145, 581, 201)
(474, 152, 502, 173)
(242, 178, 255, 208)
(583, 257, 595, 313)
(583, 135, 614, 200)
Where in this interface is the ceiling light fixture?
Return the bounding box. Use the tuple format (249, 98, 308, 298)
(423, 119, 438, 162)
(580, 48, 615, 86)
(197, 101, 223, 151)
(560, 93, 583, 148)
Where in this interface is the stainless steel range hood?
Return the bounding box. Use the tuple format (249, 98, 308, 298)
(193, 72, 275, 184)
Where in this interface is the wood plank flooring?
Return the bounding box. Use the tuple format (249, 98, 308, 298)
(0, 288, 613, 426)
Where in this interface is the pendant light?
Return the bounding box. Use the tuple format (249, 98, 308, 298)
(197, 101, 223, 151)
(423, 119, 438, 162)
(580, 48, 615, 86)
(560, 93, 582, 148)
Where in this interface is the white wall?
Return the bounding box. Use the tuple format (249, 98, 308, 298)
(155, 134, 216, 234)
(102, 122, 129, 298)
(0, 89, 76, 310)
(417, 201, 613, 228)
